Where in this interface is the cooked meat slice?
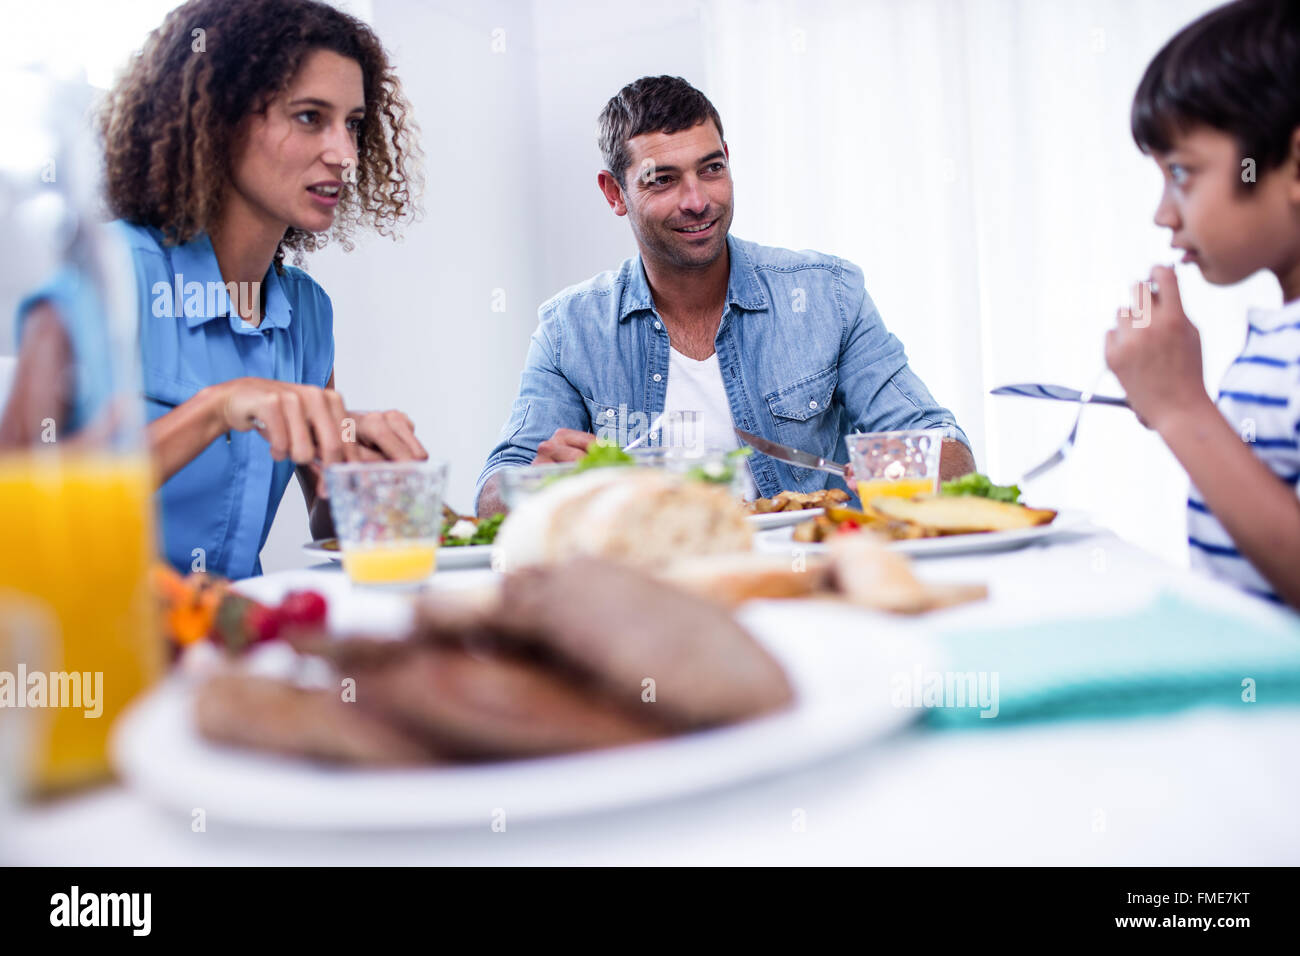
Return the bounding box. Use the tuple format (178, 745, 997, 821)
(411, 584, 509, 648)
(195, 674, 441, 766)
(199, 561, 795, 766)
(288, 633, 411, 668)
(490, 558, 795, 728)
(347, 646, 664, 758)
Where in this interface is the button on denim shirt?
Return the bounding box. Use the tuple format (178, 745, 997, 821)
(477, 235, 969, 501)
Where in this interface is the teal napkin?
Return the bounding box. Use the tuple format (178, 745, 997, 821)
(921, 591, 1300, 728)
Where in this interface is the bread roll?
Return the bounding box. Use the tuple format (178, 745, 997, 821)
(658, 553, 830, 606)
(494, 469, 752, 571)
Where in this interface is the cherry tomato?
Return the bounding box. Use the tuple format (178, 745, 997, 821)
(246, 605, 282, 643)
(836, 520, 861, 534)
(278, 589, 328, 629)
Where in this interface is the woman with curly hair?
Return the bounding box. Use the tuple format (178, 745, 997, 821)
(5, 0, 426, 577)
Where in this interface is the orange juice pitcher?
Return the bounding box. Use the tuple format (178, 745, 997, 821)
(0, 453, 162, 792)
(0, 93, 163, 794)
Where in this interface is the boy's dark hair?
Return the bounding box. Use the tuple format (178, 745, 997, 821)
(1131, 0, 1300, 178)
(597, 76, 724, 187)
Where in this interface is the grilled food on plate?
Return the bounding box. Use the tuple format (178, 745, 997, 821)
(747, 488, 850, 514)
(868, 495, 1057, 534)
(792, 505, 932, 543)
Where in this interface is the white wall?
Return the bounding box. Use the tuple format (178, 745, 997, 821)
(530, 0, 708, 284)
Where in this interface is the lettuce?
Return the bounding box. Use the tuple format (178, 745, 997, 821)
(572, 440, 635, 473)
(940, 472, 1021, 503)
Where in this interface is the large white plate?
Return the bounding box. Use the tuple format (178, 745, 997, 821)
(746, 508, 823, 530)
(305, 515, 821, 561)
(755, 508, 1091, 558)
(303, 540, 494, 570)
(110, 599, 939, 830)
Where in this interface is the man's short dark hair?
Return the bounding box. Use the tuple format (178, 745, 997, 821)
(597, 76, 725, 187)
(1131, 0, 1300, 177)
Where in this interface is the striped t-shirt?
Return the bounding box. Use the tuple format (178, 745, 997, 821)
(1187, 297, 1300, 605)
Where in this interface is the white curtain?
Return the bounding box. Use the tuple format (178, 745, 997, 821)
(703, 0, 1280, 565)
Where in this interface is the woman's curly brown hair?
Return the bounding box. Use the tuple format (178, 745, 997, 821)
(100, 0, 421, 266)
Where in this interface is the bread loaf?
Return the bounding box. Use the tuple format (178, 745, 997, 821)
(493, 469, 752, 571)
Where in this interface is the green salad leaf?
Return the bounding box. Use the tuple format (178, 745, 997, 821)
(441, 511, 505, 547)
(940, 472, 1021, 503)
(572, 440, 635, 473)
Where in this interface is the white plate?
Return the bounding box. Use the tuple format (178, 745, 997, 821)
(746, 508, 823, 531)
(755, 508, 1091, 558)
(302, 541, 494, 570)
(110, 599, 938, 830)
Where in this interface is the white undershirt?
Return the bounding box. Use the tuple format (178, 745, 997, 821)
(661, 347, 757, 499)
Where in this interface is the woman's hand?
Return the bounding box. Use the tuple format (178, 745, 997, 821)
(1104, 266, 1212, 433)
(213, 377, 360, 466)
(350, 409, 428, 461)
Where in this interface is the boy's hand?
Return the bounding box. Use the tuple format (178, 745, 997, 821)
(1104, 265, 1211, 432)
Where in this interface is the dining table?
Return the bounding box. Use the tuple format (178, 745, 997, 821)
(6, 518, 1300, 866)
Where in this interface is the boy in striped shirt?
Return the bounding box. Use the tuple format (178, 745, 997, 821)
(1107, 0, 1300, 609)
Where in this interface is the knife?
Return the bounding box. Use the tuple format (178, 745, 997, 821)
(990, 383, 1130, 407)
(734, 428, 847, 477)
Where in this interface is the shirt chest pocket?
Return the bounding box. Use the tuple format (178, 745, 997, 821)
(582, 394, 655, 447)
(765, 366, 839, 483)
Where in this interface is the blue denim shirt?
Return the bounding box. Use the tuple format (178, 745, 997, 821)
(477, 234, 968, 501)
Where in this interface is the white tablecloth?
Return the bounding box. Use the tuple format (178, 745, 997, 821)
(8, 525, 1299, 865)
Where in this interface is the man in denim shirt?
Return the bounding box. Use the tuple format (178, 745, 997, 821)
(477, 76, 973, 515)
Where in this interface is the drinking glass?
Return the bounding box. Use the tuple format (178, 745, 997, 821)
(845, 428, 945, 511)
(325, 460, 449, 585)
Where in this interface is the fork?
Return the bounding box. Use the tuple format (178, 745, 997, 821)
(1014, 280, 1156, 484)
(1015, 369, 1107, 484)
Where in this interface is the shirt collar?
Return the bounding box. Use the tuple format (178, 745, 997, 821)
(1248, 296, 1300, 333)
(618, 233, 769, 321)
(168, 232, 293, 334)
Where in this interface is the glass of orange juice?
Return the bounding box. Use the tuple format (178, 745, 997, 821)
(845, 428, 946, 514)
(325, 461, 449, 586)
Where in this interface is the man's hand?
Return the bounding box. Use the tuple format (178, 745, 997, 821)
(938, 437, 976, 481)
(478, 429, 599, 517)
(534, 428, 598, 463)
(1105, 266, 1211, 432)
